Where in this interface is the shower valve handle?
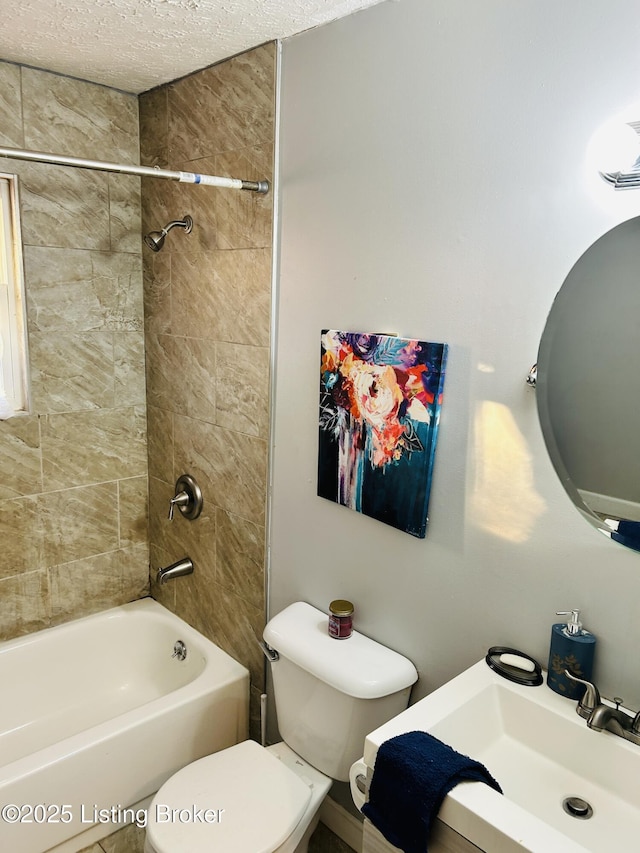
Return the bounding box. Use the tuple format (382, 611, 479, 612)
(167, 474, 203, 521)
(168, 491, 190, 520)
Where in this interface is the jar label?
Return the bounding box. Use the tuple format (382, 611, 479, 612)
(329, 613, 352, 639)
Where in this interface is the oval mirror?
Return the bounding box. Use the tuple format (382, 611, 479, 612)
(537, 216, 640, 552)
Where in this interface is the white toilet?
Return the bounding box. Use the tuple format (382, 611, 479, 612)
(144, 601, 417, 853)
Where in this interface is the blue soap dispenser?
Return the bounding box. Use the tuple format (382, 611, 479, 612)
(547, 609, 596, 699)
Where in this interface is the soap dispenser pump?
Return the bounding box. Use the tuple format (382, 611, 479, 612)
(547, 609, 596, 699)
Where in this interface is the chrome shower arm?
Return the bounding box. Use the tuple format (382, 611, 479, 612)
(163, 218, 193, 235)
(144, 216, 193, 252)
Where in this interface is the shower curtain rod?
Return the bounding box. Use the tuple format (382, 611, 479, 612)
(0, 146, 269, 194)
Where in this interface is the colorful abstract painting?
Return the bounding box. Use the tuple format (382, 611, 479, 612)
(318, 330, 448, 538)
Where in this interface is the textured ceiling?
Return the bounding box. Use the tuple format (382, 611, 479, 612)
(0, 0, 385, 93)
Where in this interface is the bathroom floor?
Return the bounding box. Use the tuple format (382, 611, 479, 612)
(78, 819, 356, 853)
(309, 821, 357, 852)
(78, 822, 143, 853)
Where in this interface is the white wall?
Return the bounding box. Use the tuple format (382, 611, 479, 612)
(271, 0, 640, 708)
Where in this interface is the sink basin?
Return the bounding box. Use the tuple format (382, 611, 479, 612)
(362, 660, 640, 852)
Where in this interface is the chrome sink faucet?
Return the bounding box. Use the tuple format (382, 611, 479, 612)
(565, 669, 640, 746)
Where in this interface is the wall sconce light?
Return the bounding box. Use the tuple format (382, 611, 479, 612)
(592, 119, 640, 189)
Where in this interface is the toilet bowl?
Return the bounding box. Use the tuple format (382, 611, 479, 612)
(145, 601, 418, 853)
(144, 740, 331, 853)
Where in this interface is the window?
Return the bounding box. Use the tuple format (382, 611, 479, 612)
(0, 174, 29, 417)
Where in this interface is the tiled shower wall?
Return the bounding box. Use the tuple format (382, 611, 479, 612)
(0, 45, 274, 732)
(0, 61, 148, 640)
(139, 43, 275, 735)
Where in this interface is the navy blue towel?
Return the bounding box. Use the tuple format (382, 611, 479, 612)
(362, 730, 502, 853)
(612, 520, 640, 552)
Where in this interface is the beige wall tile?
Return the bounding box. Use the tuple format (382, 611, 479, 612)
(216, 509, 265, 611)
(167, 43, 276, 163)
(40, 483, 119, 565)
(121, 543, 151, 602)
(24, 246, 98, 331)
(40, 407, 147, 491)
(21, 66, 139, 163)
(170, 248, 271, 347)
(109, 174, 142, 254)
(142, 250, 172, 335)
(208, 248, 271, 346)
(91, 251, 144, 330)
(0, 416, 42, 497)
(144, 334, 174, 412)
(216, 342, 269, 437)
(0, 570, 49, 640)
(30, 331, 115, 412)
(114, 332, 146, 407)
(0, 62, 23, 147)
(175, 577, 264, 689)
(146, 334, 217, 423)
(147, 405, 174, 485)
(18, 161, 111, 251)
(49, 545, 148, 624)
(50, 552, 121, 624)
(0, 495, 44, 577)
(148, 476, 174, 555)
(0, 62, 148, 643)
(214, 144, 273, 250)
(140, 173, 181, 236)
(118, 476, 149, 547)
(173, 415, 267, 523)
(139, 87, 169, 169)
(142, 44, 275, 698)
(24, 247, 142, 332)
(169, 251, 217, 341)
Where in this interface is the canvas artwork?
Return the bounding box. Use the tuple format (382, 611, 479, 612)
(318, 330, 448, 538)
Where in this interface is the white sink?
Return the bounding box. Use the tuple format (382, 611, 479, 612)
(362, 660, 640, 852)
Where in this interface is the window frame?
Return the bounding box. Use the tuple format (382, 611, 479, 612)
(0, 173, 29, 416)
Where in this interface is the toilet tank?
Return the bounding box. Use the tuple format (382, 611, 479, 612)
(263, 602, 418, 782)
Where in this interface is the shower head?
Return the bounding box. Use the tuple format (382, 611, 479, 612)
(144, 215, 193, 252)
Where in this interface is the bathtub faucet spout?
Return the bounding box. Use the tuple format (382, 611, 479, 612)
(157, 557, 194, 584)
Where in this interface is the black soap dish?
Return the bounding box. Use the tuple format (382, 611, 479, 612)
(485, 646, 543, 686)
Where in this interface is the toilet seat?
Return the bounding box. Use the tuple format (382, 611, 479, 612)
(146, 740, 312, 853)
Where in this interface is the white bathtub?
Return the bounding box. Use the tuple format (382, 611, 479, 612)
(0, 597, 249, 853)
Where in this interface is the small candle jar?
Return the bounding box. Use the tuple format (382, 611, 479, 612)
(328, 599, 354, 639)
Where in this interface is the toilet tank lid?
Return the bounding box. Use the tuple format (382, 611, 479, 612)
(263, 602, 418, 699)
